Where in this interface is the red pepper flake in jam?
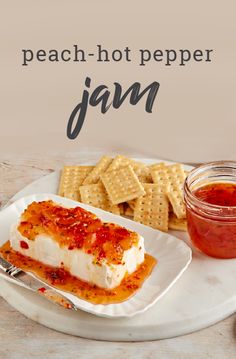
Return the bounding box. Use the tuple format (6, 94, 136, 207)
(17, 200, 139, 265)
(45, 268, 69, 285)
(20, 240, 29, 249)
(38, 287, 46, 293)
(186, 183, 236, 259)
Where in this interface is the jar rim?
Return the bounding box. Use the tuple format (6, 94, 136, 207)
(184, 160, 236, 212)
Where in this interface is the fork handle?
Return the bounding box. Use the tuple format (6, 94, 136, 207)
(0, 257, 12, 272)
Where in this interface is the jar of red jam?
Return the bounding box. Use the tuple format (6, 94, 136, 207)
(184, 161, 236, 259)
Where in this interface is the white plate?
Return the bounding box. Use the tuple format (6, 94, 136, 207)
(0, 193, 192, 318)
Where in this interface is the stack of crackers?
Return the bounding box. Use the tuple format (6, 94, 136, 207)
(58, 155, 187, 232)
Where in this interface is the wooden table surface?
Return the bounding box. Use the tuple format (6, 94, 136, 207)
(0, 152, 235, 359)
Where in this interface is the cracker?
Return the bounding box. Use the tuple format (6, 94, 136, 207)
(151, 169, 169, 187)
(134, 166, 153, 183)
(167, 190, 186, 219)
(152, 164, 186, 219)
(134, 184, 169, 232)
(151, 163, 186, 188)
(149, 162, 165, 170)
(167, 164, 186, 219)
(169, 213, 187, 231)
(82, 156, 113, 185)
(167, 164, 186, 190)
(79, 183, 120, 215)
(62, 190, 80, 201)
(106, 155, 145, 172)
(58, 166, 94, 201)
(101, 165, 145, 205)
(134, 162, 165, 183)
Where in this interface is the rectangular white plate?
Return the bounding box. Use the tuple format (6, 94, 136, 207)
(0, 193, 192, 318)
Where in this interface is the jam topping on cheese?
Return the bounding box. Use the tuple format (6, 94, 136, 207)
(17, 200, 139, 265)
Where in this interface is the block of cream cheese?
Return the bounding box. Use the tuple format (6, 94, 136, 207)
(10, 201, 145, 289)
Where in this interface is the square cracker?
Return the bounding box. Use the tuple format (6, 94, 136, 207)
(149, 162, 165, 170)
(134, 184, 169, 232)
(79, 183, 120, 215)
(83, 155, 113, 185)
(166, 164, 186, 190)
(106, 154, 145, 172)
(58, 166, 94, 201)
(151, 163, 186, 188)
(133, 162, 165, 184)
(151, 167, 169, 186)
(106, 155, 151, 183)
(127, 168, 169, 209)
(167, 190, 186, 219)
(101, 165, 145, 205)
(152, 164, 186, 219)
(134, 166, 153, 183)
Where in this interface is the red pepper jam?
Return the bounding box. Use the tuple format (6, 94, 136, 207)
(186, 183, 236, 259)
(20, 240, 29, 249)
(17, 200, 139, 265)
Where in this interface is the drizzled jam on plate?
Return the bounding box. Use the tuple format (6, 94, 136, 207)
(0, 241, 156, 305)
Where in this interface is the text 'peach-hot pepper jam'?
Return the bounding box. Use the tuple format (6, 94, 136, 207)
(184, 161, 236, 259)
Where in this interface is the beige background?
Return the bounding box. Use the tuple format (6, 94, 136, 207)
(0, 1, 235, 162)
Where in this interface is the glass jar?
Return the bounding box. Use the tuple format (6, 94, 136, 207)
(184, 161, 236, 259)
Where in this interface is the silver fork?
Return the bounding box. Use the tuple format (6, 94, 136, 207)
(0, 257, 77, 311)
(0, 258, 21, 276)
